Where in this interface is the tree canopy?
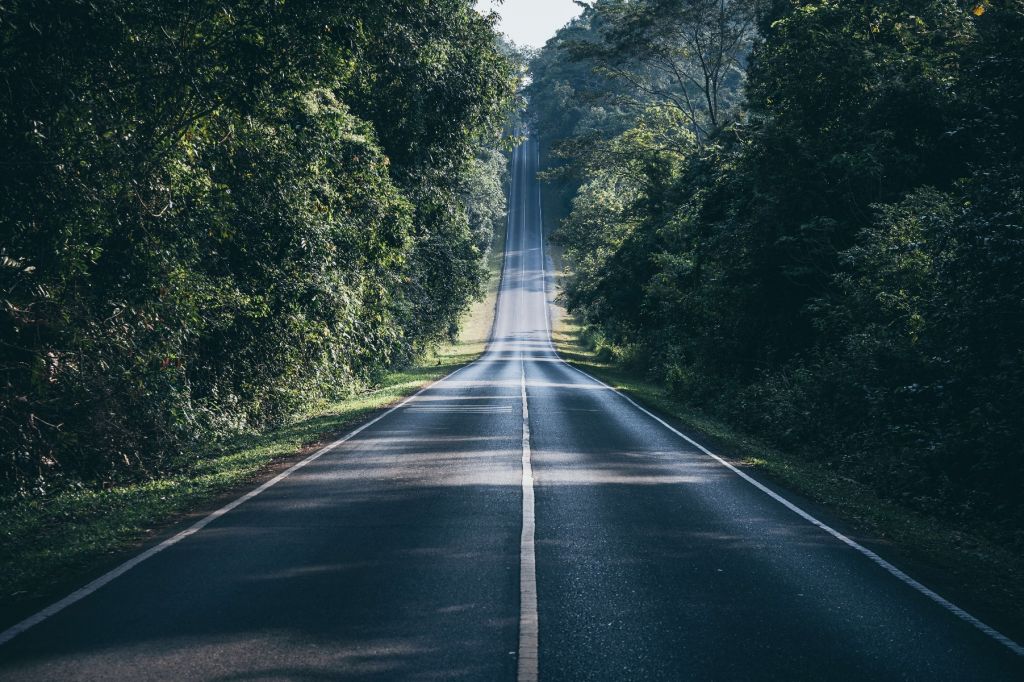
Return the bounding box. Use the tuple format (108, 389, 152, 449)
(1, 0, 521, 491)
(532, 0, 1024, 543)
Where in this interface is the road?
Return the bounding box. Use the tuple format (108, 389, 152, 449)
(1, 138, 1021, 680)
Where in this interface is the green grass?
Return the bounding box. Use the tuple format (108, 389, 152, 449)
(550, 309, 1024, 636)
(0, 362, 457, 610)
(450, 216, 506, 359)
(0, 218, 508, 617)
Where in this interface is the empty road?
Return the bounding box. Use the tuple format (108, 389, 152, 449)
(0, 138, 1021, 680)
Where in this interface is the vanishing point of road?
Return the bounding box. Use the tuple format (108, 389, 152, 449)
(1, 138, 1021, 680)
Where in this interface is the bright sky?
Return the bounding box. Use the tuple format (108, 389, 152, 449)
(477, 0, 583, 48)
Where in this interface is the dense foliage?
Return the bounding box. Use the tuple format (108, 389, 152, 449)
(532, 0, 1024, 542)
(1, 1, 519, 492)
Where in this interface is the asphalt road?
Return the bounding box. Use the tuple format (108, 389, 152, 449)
(0, 138, 1021, 680)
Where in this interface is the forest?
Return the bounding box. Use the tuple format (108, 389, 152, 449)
(1, 1, 520, 493)
(529, 0, 1024, 544)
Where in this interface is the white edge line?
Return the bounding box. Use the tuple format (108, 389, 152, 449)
(3, 139, 529, 651)
(0, 350, 483, 648)
(530, 136, 1024, 659)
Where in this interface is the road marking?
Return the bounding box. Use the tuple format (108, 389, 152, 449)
(529, 138, 1024, 659)
(516, 137, 540, 682)
(518, 361, 539, 682)
(0, 361, 481, 648)
(405, 405, 513, 413)
(559, 362, 1024, 657)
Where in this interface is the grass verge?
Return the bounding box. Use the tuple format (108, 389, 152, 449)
(549, 300, 1024, 640)
(0, 217, 507, 622)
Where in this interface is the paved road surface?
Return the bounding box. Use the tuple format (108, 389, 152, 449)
(1, 138, 1021, 680)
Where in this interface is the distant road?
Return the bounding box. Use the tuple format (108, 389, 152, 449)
(0, 138, 1021, 680)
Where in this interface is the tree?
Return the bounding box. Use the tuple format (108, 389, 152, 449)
(0, 0, 520, 490)
(530, 0, 1024, 541)
(571, 0, 760, 143)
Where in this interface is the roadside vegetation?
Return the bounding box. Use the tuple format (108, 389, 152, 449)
(0, 1, 523, 610)
(551, 304, 1024, 633)
(0, 190, 509, 615)
(1, 5, 521, 500)
(532, 0, 1024, 620)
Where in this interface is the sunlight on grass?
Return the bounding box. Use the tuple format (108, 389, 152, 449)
(445, 215, 507, 361)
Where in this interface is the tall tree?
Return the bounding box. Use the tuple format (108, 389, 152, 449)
(570, 0, 760, 142)
(0, 0, 520, 489)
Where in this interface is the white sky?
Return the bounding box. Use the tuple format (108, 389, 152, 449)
(477, 0, 584, 48)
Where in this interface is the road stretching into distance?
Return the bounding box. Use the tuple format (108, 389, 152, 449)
(1, 138, 1022, 680)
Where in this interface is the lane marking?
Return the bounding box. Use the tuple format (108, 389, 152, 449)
(518, 361, 539, 681)
(0, 351, 485, 649)
(528, 138, 1024, 658)
(405, 406, 513, 413)
(516, 138, 540, 682)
